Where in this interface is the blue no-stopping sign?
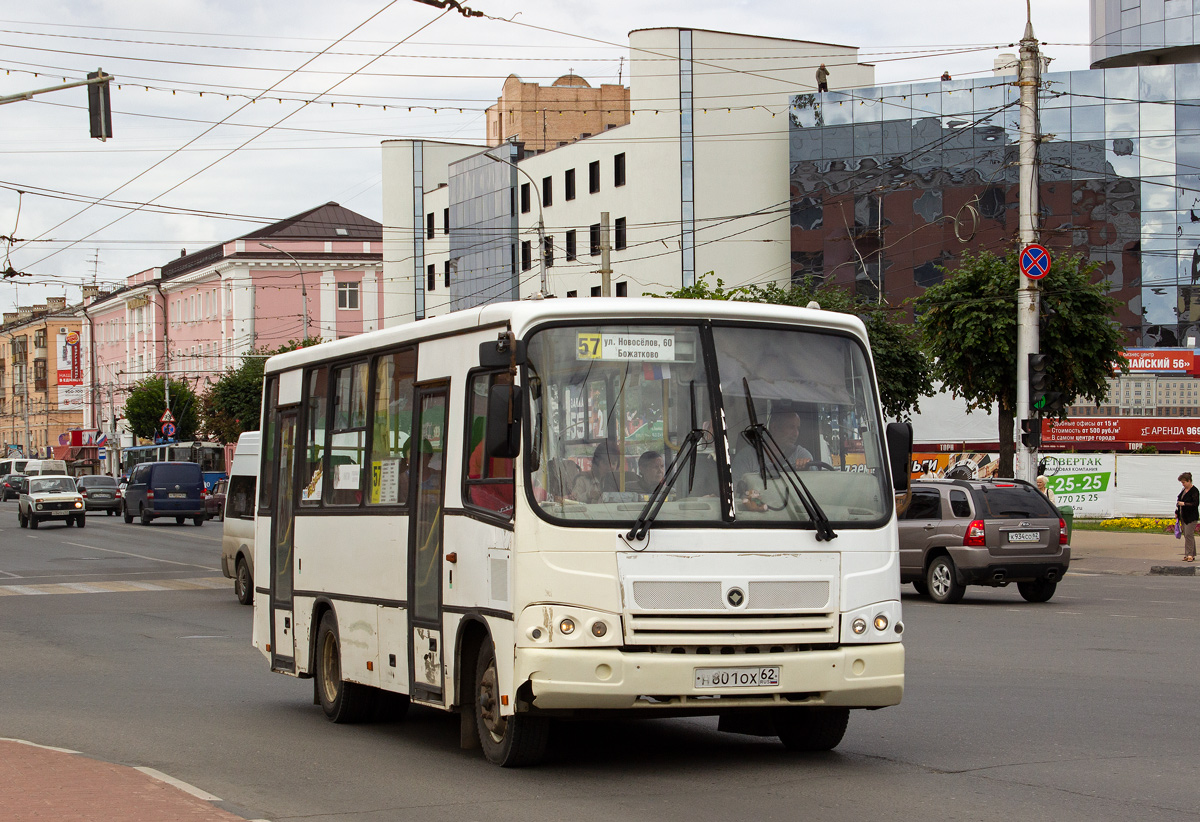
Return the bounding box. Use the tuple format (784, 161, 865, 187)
(161, 422, 176, 438)
(1020, 244, 1051, 280)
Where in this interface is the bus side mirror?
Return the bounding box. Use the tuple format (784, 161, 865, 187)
(479, 336, 526, 368)
(486, 383, 522, 459)
(885, 421, 913, 493)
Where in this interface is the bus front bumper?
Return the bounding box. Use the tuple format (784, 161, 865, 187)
(517, 643, 903, 711)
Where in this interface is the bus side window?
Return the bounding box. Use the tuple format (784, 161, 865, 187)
(301, 367, 328, 506)
(464, 370, 514, 518)
(367, 349, 416, 506)
(259, 377, 277, 513)
(326, 361, 369, 506)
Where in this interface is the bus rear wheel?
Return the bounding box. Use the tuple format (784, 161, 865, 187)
(474, 642, 549, 767)
(314, 611, 376, 723)
(234, 557, 253, 606)
(773, 706, 850, 752)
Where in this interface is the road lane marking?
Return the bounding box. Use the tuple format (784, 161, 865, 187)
(62, 541, 218, 571)
(0, 576, 227, 597)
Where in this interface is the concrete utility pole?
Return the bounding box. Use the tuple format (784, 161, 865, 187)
(599, 212, 612, 297)
(1015, 7, 1041, 483)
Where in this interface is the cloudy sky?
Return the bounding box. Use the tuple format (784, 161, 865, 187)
(0, 0, 1093, 315)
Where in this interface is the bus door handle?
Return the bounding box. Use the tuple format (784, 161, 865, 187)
(445, 552, 457, 563)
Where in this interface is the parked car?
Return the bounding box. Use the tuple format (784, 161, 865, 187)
(206, 478, 228, 522)
(18, 475, 85, 529)
(76, 475, 122, 515)
(221, 432, 259, 605)
(899, 478, 1069, 604)
(122, 461, 207, 526)
(1, 474, 27, 501)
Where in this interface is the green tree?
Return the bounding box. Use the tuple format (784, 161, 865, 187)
(657, 274, 933, 419)
(201, 338, 321, 443)
(915, 250, 1128, 477)
(124, 377, 200, 442)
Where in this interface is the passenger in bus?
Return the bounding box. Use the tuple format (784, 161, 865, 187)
(590, 441, 622, 493)
(636, 450, 665, 494)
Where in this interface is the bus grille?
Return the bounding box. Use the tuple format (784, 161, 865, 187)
(624, 613, 837, 646)
(632, 580, 830, 611)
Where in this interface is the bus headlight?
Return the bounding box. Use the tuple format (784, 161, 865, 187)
(590, 620, 608, 638)
(558, 618, 576, 635)
(842, 601, 903, 644)
(873, 615, 889, 632)
(852, 618, 867, 634)
(518, 606, 622, 647)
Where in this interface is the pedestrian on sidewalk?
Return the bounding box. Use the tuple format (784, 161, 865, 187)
(1176, 471, 1198, 561)
(1036, 475, 1057, 505)
(816, 63, 829, 93)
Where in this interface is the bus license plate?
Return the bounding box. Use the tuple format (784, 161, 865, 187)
(169, 493, 188, 498)
(694, 666, 780, 689)
(1008, 531, 1039, 543)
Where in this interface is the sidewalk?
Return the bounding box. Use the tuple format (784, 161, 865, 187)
(0, 738, 259, 822)
(1069, 528, 1198, 576)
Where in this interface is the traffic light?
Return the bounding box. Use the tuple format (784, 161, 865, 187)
(1021, 418, 1041, 449)
(87, 69, 112, 140)
(1028, 353, 1064, 415)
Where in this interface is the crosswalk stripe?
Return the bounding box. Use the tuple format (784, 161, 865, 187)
(0, 577, 228, 597)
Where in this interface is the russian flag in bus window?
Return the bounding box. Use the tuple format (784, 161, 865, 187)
(643, 363, 671, 380)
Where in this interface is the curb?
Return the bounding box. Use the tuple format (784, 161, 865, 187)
(1150, 565, 1197, 576)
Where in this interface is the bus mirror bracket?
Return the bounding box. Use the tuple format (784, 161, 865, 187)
(486, 383, 522, 459)
(885, 422, 913, 493)
(479, 334, 526, 369)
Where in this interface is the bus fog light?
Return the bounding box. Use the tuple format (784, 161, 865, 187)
(852, 618, 867, 634)
(894, 622, 904, 634)
(559, 618, 576, 635)
(873, 615, 889, 632)
(530, 628, 543, 640)
(590, 621, 607, 638)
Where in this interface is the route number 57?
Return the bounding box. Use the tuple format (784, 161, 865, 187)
(577, 333, 602, 359)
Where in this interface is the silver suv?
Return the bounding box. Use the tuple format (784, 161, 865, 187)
(899, 478, 1068, 604)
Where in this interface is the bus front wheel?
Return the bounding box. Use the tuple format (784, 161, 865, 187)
(314, 611, 376, 723)
(773, 706, 850, 752)
(474, 642, 549, 767)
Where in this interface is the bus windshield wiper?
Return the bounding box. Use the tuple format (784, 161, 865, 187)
(625, 427, 709, 541)
(740, 379, 837, 542)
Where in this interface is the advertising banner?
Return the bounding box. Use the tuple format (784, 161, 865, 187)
(56, 330, 84, 411)
(1043, 417, 1200, 446)
(1040, 453, 1116, 518)
(910, 451, 1001, 481)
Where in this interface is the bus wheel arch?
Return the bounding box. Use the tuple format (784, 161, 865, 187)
(312, 605, 377, 723)
(473, 638, 549, 766)
(454, 618, 491, 750)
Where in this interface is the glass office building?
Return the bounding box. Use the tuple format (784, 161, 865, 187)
(789, 61, 1200, 347)
(1091, 0, 1200, 68)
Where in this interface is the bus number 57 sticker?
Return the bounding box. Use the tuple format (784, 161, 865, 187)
(577, 333, 602, 359)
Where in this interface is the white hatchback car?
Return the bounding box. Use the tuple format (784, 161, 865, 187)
(18, 475, 86, 529)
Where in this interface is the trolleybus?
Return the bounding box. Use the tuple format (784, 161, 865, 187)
(120, 441, 227, 490)
(253, 299, 912, 766)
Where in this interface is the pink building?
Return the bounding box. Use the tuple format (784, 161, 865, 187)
(77, 203, 382, 448)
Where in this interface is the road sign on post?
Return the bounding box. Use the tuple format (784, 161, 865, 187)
(1020, 244, 1051, 280)
(160, 410, 175, 424)
(161, 422, 176, 439)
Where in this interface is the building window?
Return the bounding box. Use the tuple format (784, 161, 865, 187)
(589, 160, 600, 193)
(427, 263, 436, 292)
(443, 207, 450, 235)
(544, 236, 554, 268)
(589, 223, 601, 256)
(616, 282, 627, 297)
(521, 240, 532, 271)
(590, 286, 602, 297)
(337, 281, 360, 309)
(444, 260, 451, 289)
(426, 212, 435, 239)
(542, 176, 553, 207)
(567, 290, 577, 298)
(615, 217, 627, 250)
(33, 329, 46, 349)
(34, 358, 47, 392)
(566, 229, 577, 261)
(565, 168, 576, 201)
(521, 183, 531, 214)
(614, 152, 626, 187)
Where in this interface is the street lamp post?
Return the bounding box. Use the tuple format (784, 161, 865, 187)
(485, 150, 549, 298)
(262, 243, 310, 340)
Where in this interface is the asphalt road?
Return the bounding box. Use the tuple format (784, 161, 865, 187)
(1, 509, 1197, 822)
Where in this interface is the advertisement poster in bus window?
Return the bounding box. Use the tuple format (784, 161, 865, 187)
(910, 452, 1001, 481)
(56, 331, 84, 411)
(1040, 454, 1115, 518)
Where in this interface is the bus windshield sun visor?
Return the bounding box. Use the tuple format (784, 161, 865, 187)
(740, 378, 837, 542)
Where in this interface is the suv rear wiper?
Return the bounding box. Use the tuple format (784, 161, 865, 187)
(626, 426, 710, 541)
(740, 379, 837, 542)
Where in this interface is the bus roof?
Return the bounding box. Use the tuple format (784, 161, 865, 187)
(263, 298, 868, 376)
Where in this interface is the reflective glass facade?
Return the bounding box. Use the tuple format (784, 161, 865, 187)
(789, 64, 1200, 347)
(449, 144, 520, 311)
(1091, 0, 1200, 67)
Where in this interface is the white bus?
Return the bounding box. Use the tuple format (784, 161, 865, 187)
(253, 299, 913, 766)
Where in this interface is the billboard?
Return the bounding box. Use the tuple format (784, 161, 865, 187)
(56, 330, 83, 411)
(1043, 417, 1200, 446)
(910, 451, 1001, 481)
(1040, 453, 1116, 518)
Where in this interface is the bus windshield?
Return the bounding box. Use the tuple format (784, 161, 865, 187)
(525, 322, 889, 527)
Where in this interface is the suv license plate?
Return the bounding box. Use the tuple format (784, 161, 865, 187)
(169, 492, 188, 498)
(1008, 531, 1039, 542)
(694, 666, 780, 689)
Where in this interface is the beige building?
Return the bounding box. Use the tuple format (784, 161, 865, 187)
(486, 73, 630, 152)
(1, 299, 85, 459)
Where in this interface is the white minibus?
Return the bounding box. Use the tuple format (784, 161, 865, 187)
(221, 431, 260, 606)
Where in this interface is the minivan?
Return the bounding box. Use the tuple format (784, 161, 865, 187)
(123, 461, 207, 525)
(23, 459, 68, 477)
(221, 432, 259, 605)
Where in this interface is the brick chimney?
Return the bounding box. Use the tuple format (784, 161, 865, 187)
(46, 296, 67, 310)
(2, 312, 16, 325)
(17, 306, 32, 320)
(81, 286, 101, 299)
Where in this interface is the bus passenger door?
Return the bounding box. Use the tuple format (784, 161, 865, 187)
(270, 409, 298, 672)
(409, 385, 447, 703)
